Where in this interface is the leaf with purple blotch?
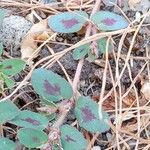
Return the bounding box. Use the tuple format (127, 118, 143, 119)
(0, 100, 19, 124)
(9, 110, 49, 130)
(72, 43, 90, 60)
(1, 58, 26, 76)
(48, 11, 88, 33)
(60, 125, 87, 150)
(31, 68, 73, 102)
(91, 11, 129, 31)
(18, 128, 48, 148)
(75, 96, 110, 133)
(0, 137, 16, 150)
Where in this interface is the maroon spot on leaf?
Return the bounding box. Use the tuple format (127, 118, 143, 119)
(32, 136, 40, 143)
(44, 79, 60, 95)
(21, 118, 40, 126)
(61, 18, 79, 29)
(81, 106, 96, 123)
(65, 135, 76, 143)
(4, 65, 12, 69)
(101, 18, 117, 26)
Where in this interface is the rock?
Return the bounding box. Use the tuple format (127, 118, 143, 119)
(0, 15, 32, 51)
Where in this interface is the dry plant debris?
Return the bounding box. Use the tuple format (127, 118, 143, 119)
(0, 0, 150, 149)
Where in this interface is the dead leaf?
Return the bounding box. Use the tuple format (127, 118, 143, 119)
(122, 90, 136, 106)
(21, 19, 54, 60)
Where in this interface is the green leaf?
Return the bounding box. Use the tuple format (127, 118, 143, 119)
(72, 44, 90, 60)
(1, 58, 26, 76)
(91, 11, 128, 31)
(2, 74, 15, 89)
(0, 137, 16, 150)
(18, 128, 48, 148)
(48, 11, 88, 33)
(0, 43, 3, 56)
(60, 125, 87, 150)
(97, 37, 113, 54)
(0, 9, 6, 27)
(75, 96, 110, 133)
(31, 68, 73, 102)
(0, 100, 19, 124)
(10, 110, 49, 130)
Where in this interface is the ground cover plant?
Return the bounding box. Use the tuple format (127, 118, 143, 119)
(0, 0, 150, 149)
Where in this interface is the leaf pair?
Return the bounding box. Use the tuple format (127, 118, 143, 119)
(60, 96, 110, 150)
(48, 10, 128, 33)
(31, 69, 110, 150)
(31, 69, 110, 132)
(0, 100, 49, 149)
(0, 58, 26, 89)
(72, 37, 113, 60)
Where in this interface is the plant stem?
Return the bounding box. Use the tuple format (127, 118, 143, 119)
(43, 1, 101, 149)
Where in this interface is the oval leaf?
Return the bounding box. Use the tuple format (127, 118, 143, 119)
(31, 68, 73, 102)
(10, 110, 49, 130)
(60, 125, 87, 150)
(75, 96, 110, 133)
(72, 43, 90, 60)
(0, 100, 19, 124)
(0, 137, 16, 150)
(48, 11, 88, 33)
(1, 58, 26, 76)
(91, 11, 128, 31)
(18, 128, 48, 148)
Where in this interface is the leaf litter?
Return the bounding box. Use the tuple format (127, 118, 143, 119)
(0, 0, 150, 149)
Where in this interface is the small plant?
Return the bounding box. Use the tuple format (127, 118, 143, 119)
(0, 57, 26, 89)
(0, 9, 129, 150)
(48, 10, 128, 60)
(0, 100, 49, 149)
(30, 68, 110, 149)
